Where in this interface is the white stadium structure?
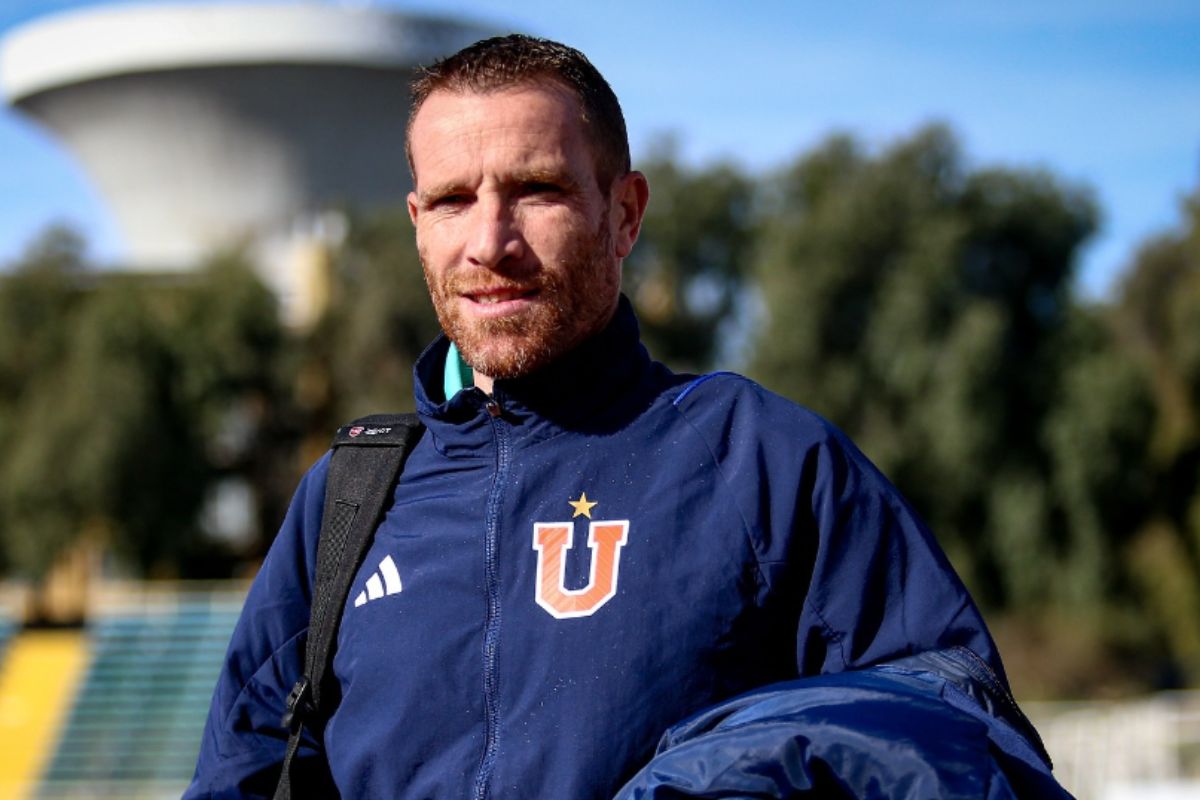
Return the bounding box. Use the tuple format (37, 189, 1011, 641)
(0, 1, 493, 319)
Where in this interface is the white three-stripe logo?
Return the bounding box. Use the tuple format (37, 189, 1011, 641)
(354, 555, 402, 607)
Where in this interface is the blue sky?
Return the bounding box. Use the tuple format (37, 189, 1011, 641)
(1, 0, 1198, 298)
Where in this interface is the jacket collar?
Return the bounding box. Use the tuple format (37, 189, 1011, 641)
(413, 295, 668, 456)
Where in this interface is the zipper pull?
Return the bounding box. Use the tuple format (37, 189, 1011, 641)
(485, 398, 502, 418)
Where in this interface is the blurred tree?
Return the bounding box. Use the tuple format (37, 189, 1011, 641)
(751, 126, 1100, 607)
(1117, 194, 1200, 459)
(0, 247, 289, 582)
(0, 228, 90, 579)
(624, 139, 758, 372)
(0, 227, 87, 389)
(303, 208, 441, 434)
(1042, 308, 1156, 610)
(1114, 187, 1200, 684)
(744, 128, 1179, 697)
(168, 254, 296, 565)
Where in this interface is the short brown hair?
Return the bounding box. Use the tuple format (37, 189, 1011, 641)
(406, 34, 631, 189)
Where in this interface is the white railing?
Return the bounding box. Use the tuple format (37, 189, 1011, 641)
(1025, 691, 1200, 799)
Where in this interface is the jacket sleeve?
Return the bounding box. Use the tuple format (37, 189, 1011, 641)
(641, 378, 1067, 799)
(790, 416, 1008, 680)
(184, 453, 331, 800)
(673, 375, 1008, 685)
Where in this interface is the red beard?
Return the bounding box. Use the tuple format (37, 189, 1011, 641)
(421, 215, 619, 382)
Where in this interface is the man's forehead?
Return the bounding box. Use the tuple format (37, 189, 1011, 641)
(408, 83, 596, 185)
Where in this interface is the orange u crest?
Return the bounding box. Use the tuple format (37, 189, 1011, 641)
(533, 520, 630, 619)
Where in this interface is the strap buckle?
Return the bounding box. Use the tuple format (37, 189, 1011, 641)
(281, 676, 313, 733)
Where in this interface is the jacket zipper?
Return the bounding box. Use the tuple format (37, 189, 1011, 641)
(473, 396, 508, 800)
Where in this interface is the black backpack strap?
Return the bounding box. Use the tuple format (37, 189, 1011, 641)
(274, 413, 424, 800)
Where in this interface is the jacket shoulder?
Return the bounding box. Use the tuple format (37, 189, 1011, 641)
(667, 370, 849, 464)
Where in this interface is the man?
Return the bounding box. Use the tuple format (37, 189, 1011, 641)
(188, 35, 1061, 799)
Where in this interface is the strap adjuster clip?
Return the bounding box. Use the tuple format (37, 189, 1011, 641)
(281, 676, 313, 733)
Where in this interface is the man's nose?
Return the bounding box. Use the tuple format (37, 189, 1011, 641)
(465, 198, 524, 269)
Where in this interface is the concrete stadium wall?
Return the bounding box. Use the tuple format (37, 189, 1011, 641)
(15, 62, 416, 268)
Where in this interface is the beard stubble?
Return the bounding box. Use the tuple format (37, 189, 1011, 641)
(421, 212, 620, 382)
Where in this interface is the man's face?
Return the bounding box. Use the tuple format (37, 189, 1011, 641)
(407, 83, 645, 386)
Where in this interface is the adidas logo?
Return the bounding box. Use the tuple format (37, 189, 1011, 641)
(354, 555, 402, 607)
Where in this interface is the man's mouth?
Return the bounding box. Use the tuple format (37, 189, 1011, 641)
(465, 287, 538, 305)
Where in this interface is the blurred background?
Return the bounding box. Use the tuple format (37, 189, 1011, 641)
(0, 1, 1197, 797)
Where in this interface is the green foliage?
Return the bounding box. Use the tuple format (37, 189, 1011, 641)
(0, 242, 288, 579)
(1111, 187, 1200, 683)
(305, 208, 441, 427)
(0, 227, 87, 390)
(752, 126, 1098, 605)
(53, 278, 209, 573)
(1117, 202, 1200, 458)
(745, 126, 1189, 694)
(0, 210, 439, 581)
(1044, 310, 1156, 607)
(0, 229, 90, 576)
(625, 139, 758, 371)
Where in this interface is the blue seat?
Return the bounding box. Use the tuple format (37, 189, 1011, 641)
(36, 592, 245, 797)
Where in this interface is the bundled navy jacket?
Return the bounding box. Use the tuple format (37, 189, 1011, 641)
(614, 648, 1065, 798)
(187, 298, 1046, 799)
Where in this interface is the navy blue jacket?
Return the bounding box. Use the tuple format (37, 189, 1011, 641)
(187, 299, 1036, 798)
(614, 648, 1065, 798)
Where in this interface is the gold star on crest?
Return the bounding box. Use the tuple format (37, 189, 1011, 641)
(568, 492, 598, 519)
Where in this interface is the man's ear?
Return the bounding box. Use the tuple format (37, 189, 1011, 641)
(407, 191, 420, 226)
(611, 171, 650, 259)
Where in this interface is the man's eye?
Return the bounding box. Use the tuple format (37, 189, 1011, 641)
(431, 194, 470, 208)
(522, 182, 563, 197)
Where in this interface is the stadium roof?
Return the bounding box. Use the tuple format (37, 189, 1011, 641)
(0, 1, 485, 102)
